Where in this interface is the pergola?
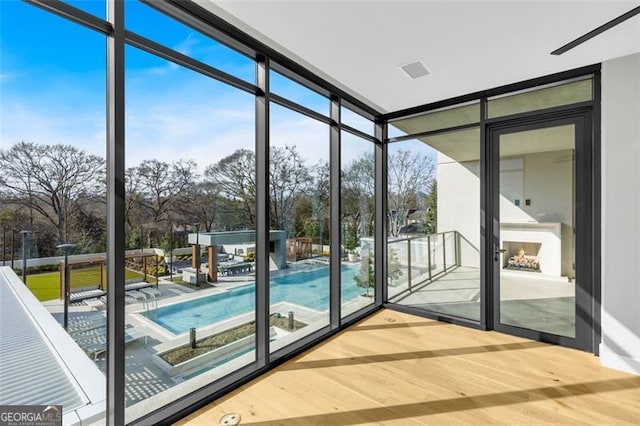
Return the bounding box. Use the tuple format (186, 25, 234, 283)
(58, 251, 158, 298)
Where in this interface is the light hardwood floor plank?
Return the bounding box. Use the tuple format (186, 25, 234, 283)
(177, 309, 640, 425)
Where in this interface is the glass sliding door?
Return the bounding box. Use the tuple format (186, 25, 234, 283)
(490, 116, 593, 350)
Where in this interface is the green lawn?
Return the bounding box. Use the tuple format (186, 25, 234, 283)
(26, 267, 145, 301)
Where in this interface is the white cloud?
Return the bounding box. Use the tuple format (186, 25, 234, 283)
(0, 101, 106, 157)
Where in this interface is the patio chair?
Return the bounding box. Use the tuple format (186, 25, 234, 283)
(124, 281, 153, 291)
(84, 298, 106, 311)
(126, 290, 147, 302)
(67, 315, 107, 334)
(125, 328, 148, 345)
(83, 340, 107, 360)
(140, 287, 161, 299)
(69, 288, 107, 303)
(81, 327, 147, 360)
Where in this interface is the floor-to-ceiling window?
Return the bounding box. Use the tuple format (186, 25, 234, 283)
(386, 104, 481, 322)
(341, 129, 376, 317)
(0, 1, 380, 423)
(123, 17, 257, 417)
(0, 1, 108, 423)
(385, 74, 598, 351)
(268, 97, 331, 351)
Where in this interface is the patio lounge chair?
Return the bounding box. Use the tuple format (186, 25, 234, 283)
(82, 327, 147, 360)
(84, 298, 106, 310)
(82, 340, 106, 360)
(124, 282, 153, 291)
(67, 315, 107, 334)
(125, 290, 147, 301)
(69, 288, 106, 303)
(140, 287, 161, 298)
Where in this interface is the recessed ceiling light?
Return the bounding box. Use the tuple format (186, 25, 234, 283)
(399, 60, 431, 79)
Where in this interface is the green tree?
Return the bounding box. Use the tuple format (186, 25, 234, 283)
(422, 180, 437, 234)
(344, 222, 359, 253)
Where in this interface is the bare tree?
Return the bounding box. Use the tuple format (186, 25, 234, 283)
(178, 180, 222, 232)
(387, 149, 434, 237)
(205, 145, 313, 232)
(311, 160, 329, 243)
(124, 166, 144, 230)
(126, 159, 197, 246)
(269, 145, 312, 232)
(133, 159, 197, 223)
(342, 152, 375, 238)
(204, 149, 256, 227)
(0, 142, 105, 242)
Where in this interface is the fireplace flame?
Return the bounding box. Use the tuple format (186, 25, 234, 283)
(505, 246, 540, 272)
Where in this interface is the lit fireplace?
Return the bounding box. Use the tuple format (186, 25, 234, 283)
(503, 241, 541, 272)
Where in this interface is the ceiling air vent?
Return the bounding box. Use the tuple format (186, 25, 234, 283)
(399, 60, 431, 79)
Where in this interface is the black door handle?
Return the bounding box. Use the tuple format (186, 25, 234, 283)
(494, 247, 506, 261)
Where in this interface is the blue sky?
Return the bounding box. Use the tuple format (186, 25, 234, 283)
(0, 0, 376, 172)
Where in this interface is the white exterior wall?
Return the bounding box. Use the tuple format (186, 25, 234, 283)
(437, 153, 480, 268)
(499, 150, 574, 278)
(601, 52, 640, 374)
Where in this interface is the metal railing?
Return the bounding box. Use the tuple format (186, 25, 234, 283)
(387, 230, 459, 300)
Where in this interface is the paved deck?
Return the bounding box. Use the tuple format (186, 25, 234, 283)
(392, 266, 575, 336)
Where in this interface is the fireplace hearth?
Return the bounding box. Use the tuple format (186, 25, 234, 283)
(503, 241, 542, 272)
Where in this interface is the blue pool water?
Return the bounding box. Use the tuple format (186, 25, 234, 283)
(143, 264, 364, 334)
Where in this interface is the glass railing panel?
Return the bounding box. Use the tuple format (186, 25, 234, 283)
(387, 238, 410, 299)
(444, 232, 457, 270)
(409, 237, 429, 288)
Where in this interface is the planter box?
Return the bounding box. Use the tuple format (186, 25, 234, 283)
(153, 327, 275, 377)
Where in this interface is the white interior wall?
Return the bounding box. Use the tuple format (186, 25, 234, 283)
(601, 52, 640, 375)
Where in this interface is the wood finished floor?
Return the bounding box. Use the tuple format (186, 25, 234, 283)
(177, 309, 640, 425)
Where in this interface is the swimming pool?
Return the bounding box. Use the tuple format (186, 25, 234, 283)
(142, 264, 365, 334)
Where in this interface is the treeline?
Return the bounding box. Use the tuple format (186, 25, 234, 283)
(3, 141, 434, 258)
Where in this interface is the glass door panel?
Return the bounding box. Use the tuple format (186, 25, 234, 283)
(496, 124, 576, 338)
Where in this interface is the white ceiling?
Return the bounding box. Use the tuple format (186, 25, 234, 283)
(198, 0, 640, 114)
